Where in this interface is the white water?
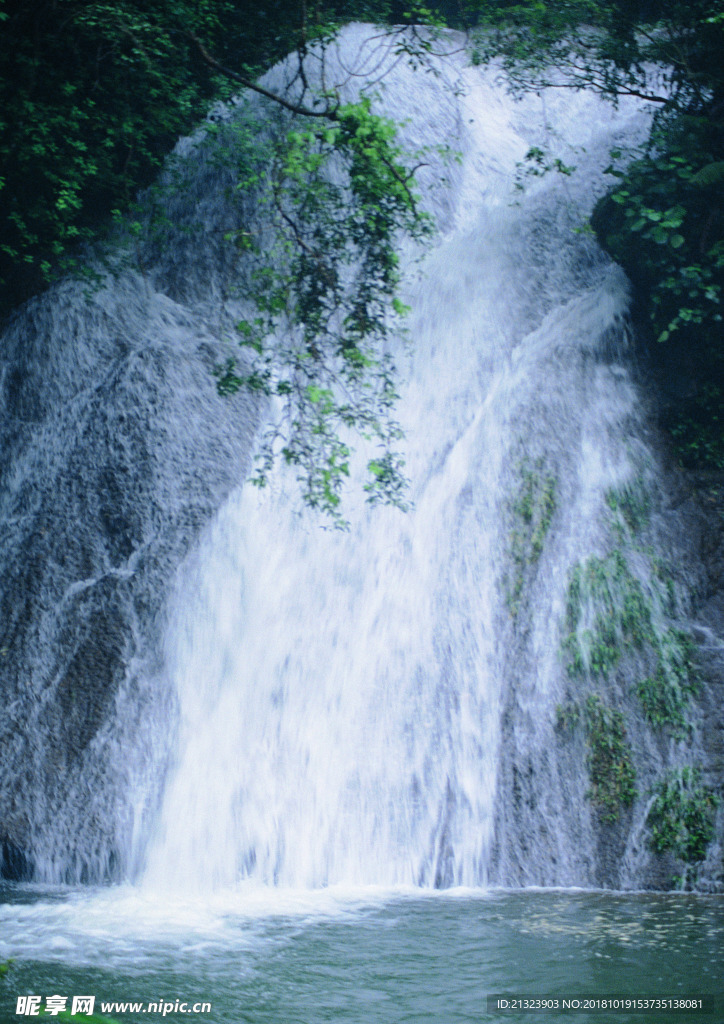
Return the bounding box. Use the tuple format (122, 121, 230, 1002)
(141, 28, 656, 892)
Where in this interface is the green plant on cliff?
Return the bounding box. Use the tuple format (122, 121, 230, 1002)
(554, 700, 581, 734)
(594, 127, 724, 469)
(647, 766, 719, 865)
(554, 694, 637, 821)
(635, 628, 699, 737)
(584, 694, 637, 822)
(562, 528, 699, 735)
(506, 457, 556, 615)
(562, 550, 653, 678)
(605, 479, 651, 537)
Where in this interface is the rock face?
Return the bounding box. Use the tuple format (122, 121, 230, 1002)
(489, 439, 724, 893)
(675, 470, 724, 890)
(0, 276, 259, 882)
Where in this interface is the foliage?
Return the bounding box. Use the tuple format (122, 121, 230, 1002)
(562, 525, 698, 734)
(554, 694, 636, 821)
(467, 1, 724, 109)
(665, 384, 724, 470)
(514, 145, 576, 192)
(604, 479, 650, 535)
(647, 766, 719, 864)
(635, 628, 699, 737)
(597, 141, 723, 346)
(506, 457, 557, 614)
(213, 93, 433, 524)
(0, 959, 11, 980)
(0, 0, 397, 316)
(554, 700, 580, 733)
(562, 550, 652, 678)
(583, 694, 637, 822)
(0, 0, 230, 312)
(467, 1, 676, 102)
(593, 125, 724, 468)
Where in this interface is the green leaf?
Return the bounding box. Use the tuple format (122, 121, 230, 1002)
(690, 162, 724, 188)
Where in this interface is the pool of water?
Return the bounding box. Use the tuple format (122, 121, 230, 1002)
(1, 886, 721, 1023)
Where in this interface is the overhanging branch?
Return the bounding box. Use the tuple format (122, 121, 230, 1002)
(186, 31, 339, 120)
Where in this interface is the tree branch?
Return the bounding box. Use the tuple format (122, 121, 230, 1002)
(185, 31, 339, 120)
(187, 30, 422, 206)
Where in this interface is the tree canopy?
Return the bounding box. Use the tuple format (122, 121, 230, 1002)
(0, 0, 414, 313)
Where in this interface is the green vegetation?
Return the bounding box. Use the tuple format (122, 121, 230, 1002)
(506, 458, 556, 614)
(594, 132, 724, 469)
(554, 695, 637, 821)
(647, 766, 719, 865)
(554, 700, 581, 734)
(584, 694, 637, 822)
(3, 2, 722, 507)
(605, 479, 651, 536)
(635, 628, 699, 737)
(562, 542, 698, 735)
(1, 0, 227, 310)
(0, 0, 404, 313)
(513, 144, 577, 193)
(463, 1, 722, 850)
(562, 550, 652, 678)
(557, 487, 705, 837)
(212, 93, 434, 523)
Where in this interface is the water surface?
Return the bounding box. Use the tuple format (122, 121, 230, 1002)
(2, 886, 721, 1023)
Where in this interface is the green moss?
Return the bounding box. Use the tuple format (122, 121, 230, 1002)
(605, 479, 651, 535)
(584, 695, 637, 822)
(555, 701, 581, 733)
(563, 550, 653, 678)
(507, 458, 557, 615)
(649, 556, 677, 616)
(647, 767, 719, 865)
(562, 547, 699, 735)
(635, 629, 699, 737)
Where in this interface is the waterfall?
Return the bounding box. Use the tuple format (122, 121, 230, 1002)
(141, 29, 656, 890)
(2, 26, 720, 891)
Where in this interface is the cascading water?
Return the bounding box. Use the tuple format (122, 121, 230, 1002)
(141, 29, 685, 891)
(1, 26, 722, 894)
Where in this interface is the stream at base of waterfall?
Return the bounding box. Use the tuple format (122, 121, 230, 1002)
(1, 885, 722, 1023)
